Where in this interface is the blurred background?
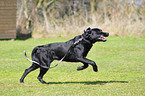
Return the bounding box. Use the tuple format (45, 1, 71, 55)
(17, 0, 145, 38)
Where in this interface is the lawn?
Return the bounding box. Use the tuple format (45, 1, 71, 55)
(0, 37, 145, 96)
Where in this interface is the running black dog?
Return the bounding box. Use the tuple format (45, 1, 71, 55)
(20, 27, 109, 84)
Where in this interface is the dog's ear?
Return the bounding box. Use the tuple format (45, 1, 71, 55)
(85, 27, 92, 34)
(84, 27, 92, 38)
(86, 27, 91, 31)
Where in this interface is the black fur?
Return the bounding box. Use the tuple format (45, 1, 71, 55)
(20, 27, 109, 84)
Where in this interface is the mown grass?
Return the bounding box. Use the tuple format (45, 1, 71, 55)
(0, 37, 145, 96)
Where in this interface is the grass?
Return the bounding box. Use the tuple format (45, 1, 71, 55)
(0, 36, 145, 96)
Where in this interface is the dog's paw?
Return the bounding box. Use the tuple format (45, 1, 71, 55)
(93, 69, 98, 72)
(37, 77, 49, 84)
(77, 66, 84, 71)
(20, 79, 24, 83)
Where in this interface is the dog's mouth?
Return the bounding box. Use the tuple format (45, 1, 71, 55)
(98, 35, 107, 42)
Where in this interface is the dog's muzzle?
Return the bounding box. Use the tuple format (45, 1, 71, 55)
(98, 32, 109, 42)
(103, 32, 109, 37)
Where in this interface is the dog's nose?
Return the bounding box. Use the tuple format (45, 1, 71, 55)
(103, 32, 109, 37)
(106, 33, 109, 37)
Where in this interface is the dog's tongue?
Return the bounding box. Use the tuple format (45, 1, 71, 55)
(100, 35, 104, 38)
(99, 35, 106, 41)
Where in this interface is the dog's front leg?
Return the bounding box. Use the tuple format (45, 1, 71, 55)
(77, 63, 89, 71)
(77, 58, 98, 72)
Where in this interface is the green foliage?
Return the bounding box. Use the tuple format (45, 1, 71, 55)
(0, 37, 145, 95)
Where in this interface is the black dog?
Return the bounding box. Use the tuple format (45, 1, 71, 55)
(20, 27, 109, 84)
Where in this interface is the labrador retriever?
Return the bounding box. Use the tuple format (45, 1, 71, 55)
(20, 27, 109, 84)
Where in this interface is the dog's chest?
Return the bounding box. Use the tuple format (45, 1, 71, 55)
(74, 44, 92, 57)
(83, 45, 92, 57)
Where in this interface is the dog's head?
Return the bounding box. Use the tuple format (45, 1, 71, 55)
(83, 27, 109, 43)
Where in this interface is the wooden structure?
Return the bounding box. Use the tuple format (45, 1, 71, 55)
(0, 0, 17, 39)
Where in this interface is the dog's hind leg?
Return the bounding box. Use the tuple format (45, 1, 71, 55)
(37, 67, 49, 84)
(77, 63, 89, 71)
(20, 63, 39, 83)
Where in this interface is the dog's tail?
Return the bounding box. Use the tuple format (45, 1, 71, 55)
(24, 50, 39, 64)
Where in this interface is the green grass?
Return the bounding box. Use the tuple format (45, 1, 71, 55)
(0, 37, 145, 96)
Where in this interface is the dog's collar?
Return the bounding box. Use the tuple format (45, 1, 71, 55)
(81, 35, 92, 46)
(73, 35, 92, 46)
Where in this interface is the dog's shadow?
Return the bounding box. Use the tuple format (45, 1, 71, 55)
(49, 80, 128, 85)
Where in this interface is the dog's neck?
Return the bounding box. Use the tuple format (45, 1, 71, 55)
(81, 35, 92, 46)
